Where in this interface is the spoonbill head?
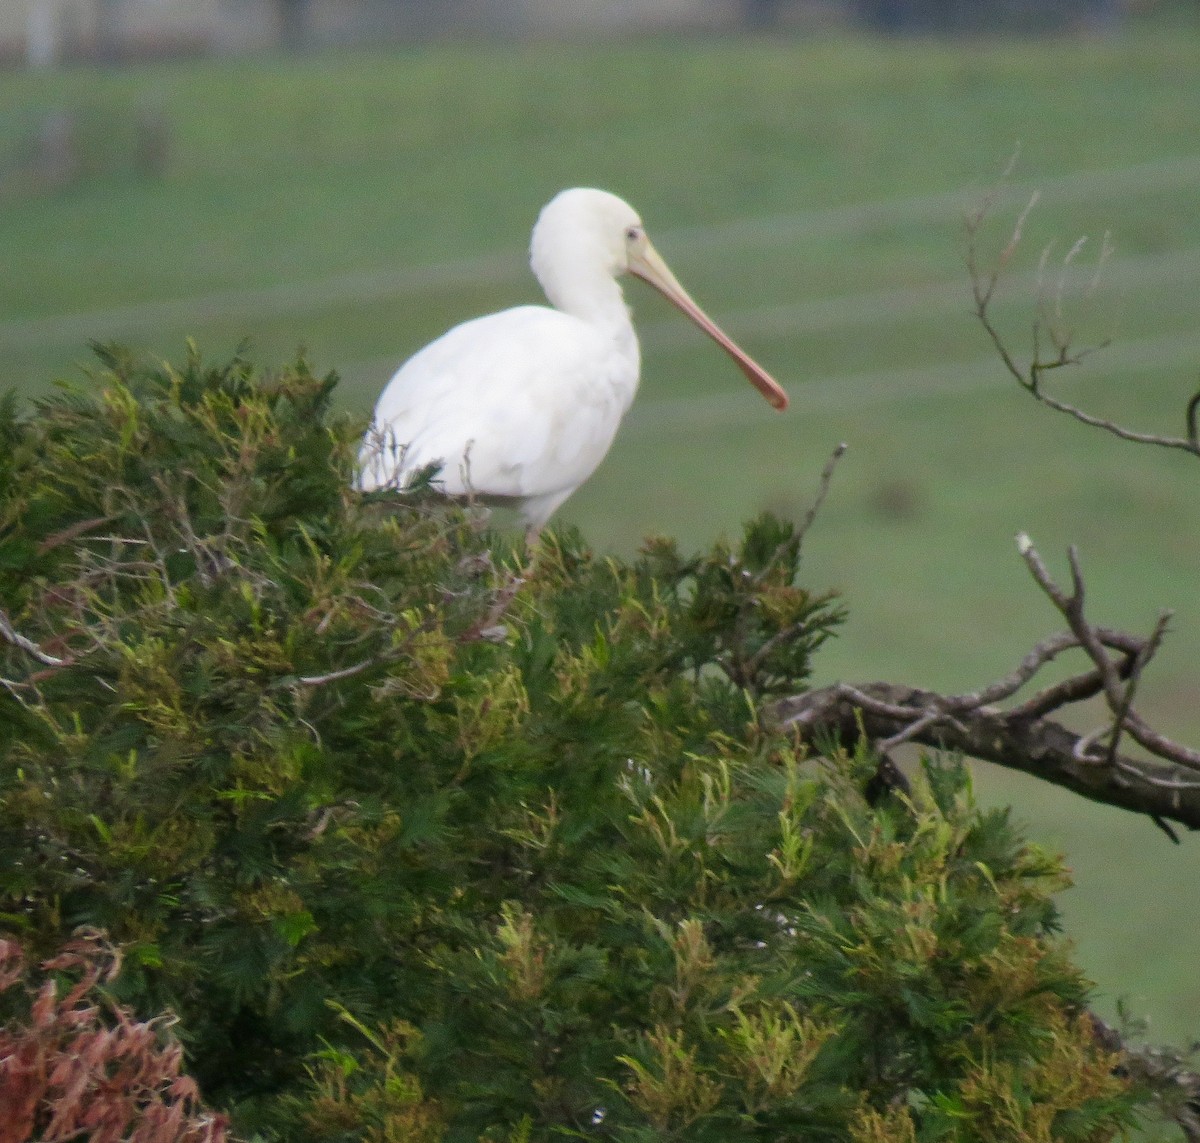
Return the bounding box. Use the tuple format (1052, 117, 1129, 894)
(359, 187, 788, 531)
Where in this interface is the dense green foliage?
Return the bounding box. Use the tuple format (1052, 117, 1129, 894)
(0, 351, 1139, 1139)
(6, 27, 1200, 1036)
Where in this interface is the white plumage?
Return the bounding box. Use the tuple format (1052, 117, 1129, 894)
(359, 187, 787, 530)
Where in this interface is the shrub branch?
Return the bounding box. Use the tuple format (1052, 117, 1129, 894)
(777, 533, 1200, 837)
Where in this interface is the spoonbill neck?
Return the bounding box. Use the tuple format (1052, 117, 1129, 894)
(539, 263, 634, 335)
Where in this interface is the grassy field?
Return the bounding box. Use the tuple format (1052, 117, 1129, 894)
(2, 18, 1200, 1044)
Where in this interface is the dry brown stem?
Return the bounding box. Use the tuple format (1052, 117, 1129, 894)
(775, 539, 1200, 836)
(965, 191, 1200, 458)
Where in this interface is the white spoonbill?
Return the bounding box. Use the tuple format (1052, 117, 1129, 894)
(359, 187, 788, 531)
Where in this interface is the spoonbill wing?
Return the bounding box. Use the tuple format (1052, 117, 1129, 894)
(360, 305, 636, 504)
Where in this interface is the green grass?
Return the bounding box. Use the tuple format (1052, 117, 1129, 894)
(2, 21, 1200, 1044)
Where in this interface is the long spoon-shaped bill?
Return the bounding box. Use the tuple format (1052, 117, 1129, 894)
(630, 241, 789, 411)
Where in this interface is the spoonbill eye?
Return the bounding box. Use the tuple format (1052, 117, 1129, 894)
(625, 226, 641, 242)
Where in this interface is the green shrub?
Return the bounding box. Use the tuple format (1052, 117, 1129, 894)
(0, 348, 1136, 1140)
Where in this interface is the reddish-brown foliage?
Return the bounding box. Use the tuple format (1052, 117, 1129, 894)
(0, 929, 227, 1143)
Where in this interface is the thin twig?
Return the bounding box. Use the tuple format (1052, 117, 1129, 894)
(875, 708, 946, 754)
(0, 609, 66, 667)
(1111, 758, 1200, 792)
(750, 442, 849, 594)
(797, 442, 848, 546)
(942, 630, 1080, 710)
(1018, 533, 1200, 773)
(834, 684, 923, 723)
(1187, 386, 1200, 450)
(296, 659, 377, 687)
(1020, 383, 1197, 455)
(1106, 610, 1172, 765)
(34, 515, 114, 556)
(743, 617, 814, 679)
(1008, 661, 1127, 721)
(967, 189, 1200, 459)
(1072, 725, 1110, 765)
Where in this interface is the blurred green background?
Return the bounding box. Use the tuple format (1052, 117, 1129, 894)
(2, 6, 1198, 1043)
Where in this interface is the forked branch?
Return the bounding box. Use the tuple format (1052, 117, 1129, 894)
(775, 534, 1200, 836)
(965, 192, 1200, 457)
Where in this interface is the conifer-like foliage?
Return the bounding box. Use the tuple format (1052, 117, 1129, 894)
(0, 349, 1137, 1140)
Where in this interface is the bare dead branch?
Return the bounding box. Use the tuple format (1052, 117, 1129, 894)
(747, 441, 848, 599)
(966, 192, 1200, 459)
(1018, 534, 1200, 775)
(835, 683, 920, 722)
(1008, 661, 1124, 721)
(1016, 535, 1129, 715)
(776, 679, 1200, 832)
(943, 630, 1082, 709)
(1106, 609, 1172, 766)
(1021, 378, 1196, 454)
(797, 441, 848, 548)
(773, 530, 1200, 833)
(955, 626, 1144, 718)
